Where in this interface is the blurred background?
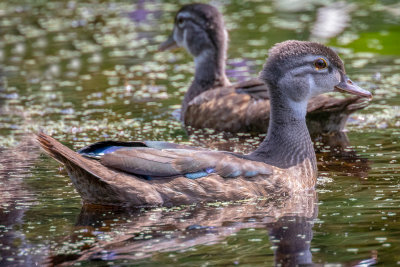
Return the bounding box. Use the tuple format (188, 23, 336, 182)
(0, 0, 400, 266)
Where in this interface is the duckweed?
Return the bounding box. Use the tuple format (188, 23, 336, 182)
(0, 0, 400, 266)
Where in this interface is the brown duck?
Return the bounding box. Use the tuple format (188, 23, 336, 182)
(37, 40, 372, 208)
(159, 3, 370, 136)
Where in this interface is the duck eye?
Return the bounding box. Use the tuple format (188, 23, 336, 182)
(314, 58, 328, 70)
(177, 17, 185, 27)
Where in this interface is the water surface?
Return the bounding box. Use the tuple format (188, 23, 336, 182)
(1, 0, 400, 265)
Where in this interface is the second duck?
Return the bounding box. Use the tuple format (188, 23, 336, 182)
(160, 3, 370, 136)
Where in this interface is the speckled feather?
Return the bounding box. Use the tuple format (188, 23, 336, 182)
(185, 80, 368, 135)
(101, 147, 272, 178)
(37, 133, 312, 207)
(170, 5, 368, 135)
(37, 38, 370, 207)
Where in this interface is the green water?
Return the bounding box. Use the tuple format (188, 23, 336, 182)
(1, 0, 400, 265)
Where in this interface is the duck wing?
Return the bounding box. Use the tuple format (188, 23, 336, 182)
(185, 79, 270, 133)
(234, 78, 269, 100)
(77, 140, 206, 159)
(37, 133, 279, 207)
(186, 77, 368, 134)
(98, 147, 272, 179)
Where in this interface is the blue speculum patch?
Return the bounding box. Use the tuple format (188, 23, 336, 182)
(185, 167, 215, 179)
(142, 168, 215, 181)
(244, 170, 258, 177)
(79, 146, 125, 158)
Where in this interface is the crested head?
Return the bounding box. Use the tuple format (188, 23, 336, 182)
(259, 40, 370, 102)
(251, 41, 370, 175)
(176, 3, 224, 29)
(160, 3, 230, 102)
(260, 41, 344, 87)
(160, 3, 228, 58)
(266, 40, 345, 73)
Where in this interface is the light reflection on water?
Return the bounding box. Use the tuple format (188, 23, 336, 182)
(50, 193, 318, 266)
(0, 0, 400, 265)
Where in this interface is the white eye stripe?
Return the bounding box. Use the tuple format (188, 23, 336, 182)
(176, 12, 204, 28)
(177, 12, 193, 24)
(177, 11, 192, 19)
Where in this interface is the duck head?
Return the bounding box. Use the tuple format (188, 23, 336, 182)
(159, 3, 227, 59)
(251, 41, 371, 170)
(159, 3, 230, 104)
(260, 40, 372, 106)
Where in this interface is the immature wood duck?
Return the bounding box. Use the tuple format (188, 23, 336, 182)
(37, 40, 371, 207)
(159, 3, 370, 136)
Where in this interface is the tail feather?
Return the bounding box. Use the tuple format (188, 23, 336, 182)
(36, 133, 124, 205)
(37, 132, 79, 164)
(308, 95, 369, 113)
(37, 132, 103, 181)
(345, 96, 370, 111)
(306, 95, 370, 136)
(36, 133, 164, 207)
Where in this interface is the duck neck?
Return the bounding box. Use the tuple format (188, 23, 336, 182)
(250, 87, 317, 173)
(181, 48, 230, 119)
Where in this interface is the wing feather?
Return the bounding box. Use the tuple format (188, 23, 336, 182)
(101, 148, 181, 176)
(100, 147, 272, 179)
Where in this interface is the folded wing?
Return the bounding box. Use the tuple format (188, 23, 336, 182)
(234, 78, 269, 100)
(99, 147, 272, 179)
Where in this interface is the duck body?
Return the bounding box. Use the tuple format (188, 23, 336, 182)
(38, 40, 371, 207)
(38, 134, 309, 207)
(185, 78, 365, 136)
(161, 3, 369, 136)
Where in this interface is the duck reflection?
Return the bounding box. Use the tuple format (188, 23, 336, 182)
(49, 191, 317, 266)
(269, 215, 314, 265)
(314, 132, 370, 178)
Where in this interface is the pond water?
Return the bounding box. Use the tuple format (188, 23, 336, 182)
(1, 0, 400, 266)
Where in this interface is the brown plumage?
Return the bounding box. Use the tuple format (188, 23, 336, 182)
(37, 40, 371, 208)
(160, 4, 370, 136)
(37, 133, 290, 207)
(185, 79, 365, 136)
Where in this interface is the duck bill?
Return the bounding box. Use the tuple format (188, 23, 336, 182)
(158, 34, 178, 52)
(334, 74, 372, 99)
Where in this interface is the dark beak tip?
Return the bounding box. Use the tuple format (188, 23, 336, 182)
(334, 76, 372, 99)
(335, 86, 373, 99)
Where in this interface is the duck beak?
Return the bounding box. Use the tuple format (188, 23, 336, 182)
(158, 34, 178, 52)
(334, 73, 372, 99)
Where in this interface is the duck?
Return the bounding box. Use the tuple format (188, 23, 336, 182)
(37, 40, 372, 208)
(159, 3, 370, 136)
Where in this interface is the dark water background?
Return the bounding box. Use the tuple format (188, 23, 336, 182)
(1, 0, 400, 265)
